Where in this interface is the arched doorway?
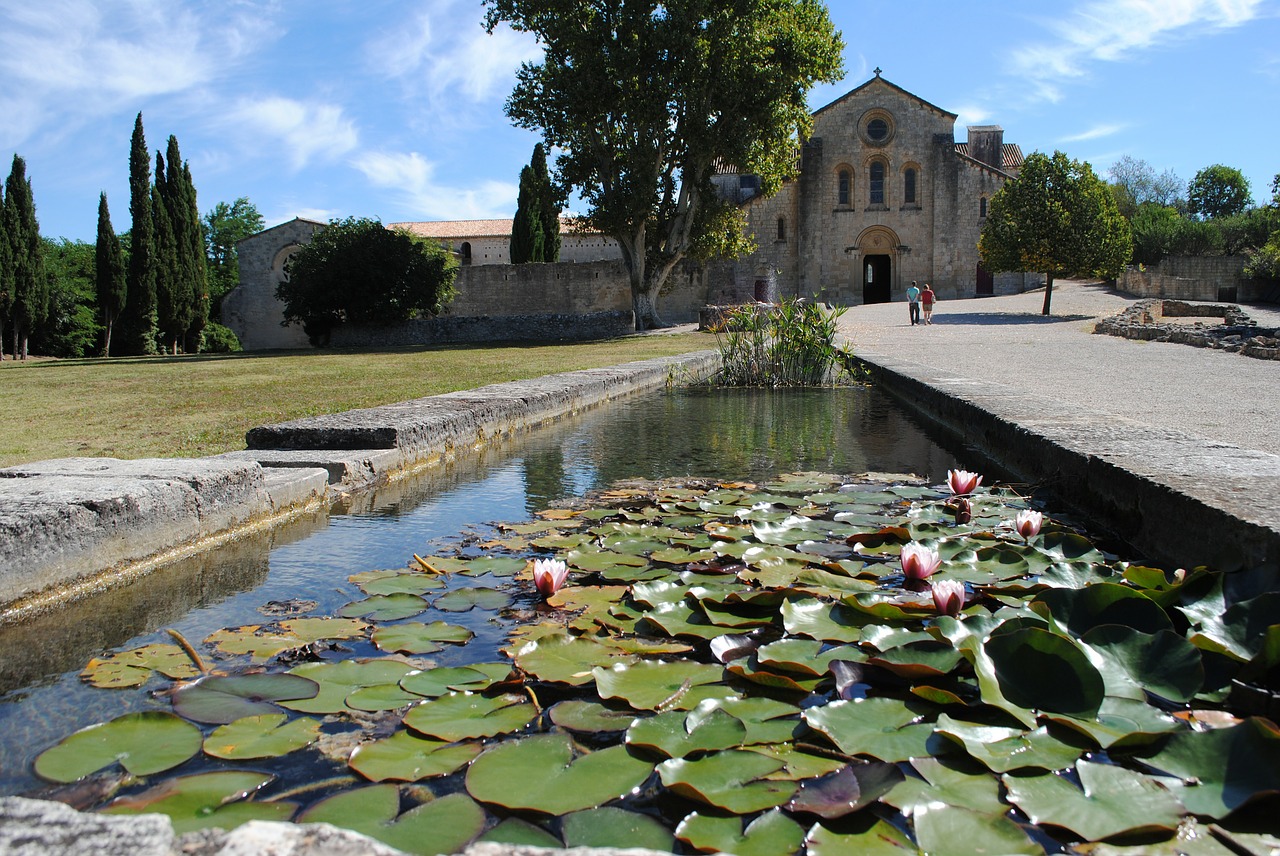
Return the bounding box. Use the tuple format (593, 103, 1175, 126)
(856, 226, 901, 305)
(864, 255, 891, 304)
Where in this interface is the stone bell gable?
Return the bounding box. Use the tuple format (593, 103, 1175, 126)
(724, 73, 1041, 305)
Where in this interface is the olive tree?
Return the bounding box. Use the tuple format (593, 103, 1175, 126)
(484, 0, 844, 328)
(979, 151, 1131, 315)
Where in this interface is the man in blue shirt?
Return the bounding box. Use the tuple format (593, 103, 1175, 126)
(906, 281, 921, 325)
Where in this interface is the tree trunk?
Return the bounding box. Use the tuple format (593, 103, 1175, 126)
(633, 288, 665, 331)
(1041, 273, 1055, 316)
(102, 316, 113, 358)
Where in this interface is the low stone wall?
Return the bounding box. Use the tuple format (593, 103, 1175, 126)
(1095, 299, 1280, 360)
(1118, 255, 1263, 302)
(332, 310, 636, 347)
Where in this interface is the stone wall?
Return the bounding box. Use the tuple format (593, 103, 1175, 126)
(1118, 255, 1265, 302)
(225, 236, 714, 350)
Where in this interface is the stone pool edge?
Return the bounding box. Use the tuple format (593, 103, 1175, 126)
(854, 350, 1280, 574)
(0, 350, 721, 619)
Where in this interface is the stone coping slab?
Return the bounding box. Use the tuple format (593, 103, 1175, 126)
(0, 352, 720, 615)
(856, 351, 1280, 572)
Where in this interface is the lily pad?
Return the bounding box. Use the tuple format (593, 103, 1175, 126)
(80, 643, 200, 688)
(548, 700, 638, 734)
(510, 631, 632, 685)
(1142, 717, 1280, 819)
(432, 586, 511, 612)
(282, 660, 414, 715)
(34, 711, 202, 782)
(787, 762, 906, 819)
(912, 803, 1040, 856)
(984, 625, 1105, 717)
(402, 692, 536, 741)
(675, 809, 805, 856)
(172, 673, 320, 724)
(593, 659, 731, 711)
(348, 730, 483, 782)
(400, 663, 510, 698)
(804, 816, 918, 856)
(338, 593, 430, 621)
(372, 620, 473, 654)
(478, 818, 562, 848)
(1003, 759, 1183, 839)
(934, 714, 1086, 773)
(1081, 625, 1203, 703)
(781, 598, 864, 643)
(658, 749, 796, 813)
(626, 706, 748, 758)
(205, 618, 368, 660)
(1032, 582, 1172, 636)
(299, 786, 486, 855)
(466, 734, 654, 815)
(349, 568, 445, 596)
(562, 807, 675, 851)
(802, 697, 937, 762)
(203, 714, 320, 760)
(101, 770, 295, 835)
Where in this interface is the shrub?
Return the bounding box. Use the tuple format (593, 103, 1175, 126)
(714, 298, 855, 387)
(200, 321, 242, 353)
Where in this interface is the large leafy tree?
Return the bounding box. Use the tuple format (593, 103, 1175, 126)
(35, 238, 99, 358)
(122, 113, 158, 355)
(203, 197, 264, 315)
(276, 217, 458, 347)
(3, 154, 48, 359)
(1187, 164, 1251, 220)
(979, 151, 1131, 316)
(484, 0, 844, 328)
(95, 193, 127, 356)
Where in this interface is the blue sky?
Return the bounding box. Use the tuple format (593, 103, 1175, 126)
(3, 0, 1278, 244)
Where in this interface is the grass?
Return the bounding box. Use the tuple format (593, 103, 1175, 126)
(0, 333, 717, 468)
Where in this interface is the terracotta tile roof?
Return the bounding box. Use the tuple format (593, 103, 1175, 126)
(953, 143, 1024, 170)
(389, 219, 513, 239)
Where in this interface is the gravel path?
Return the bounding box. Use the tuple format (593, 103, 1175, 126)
(837, 280, 1280, 455)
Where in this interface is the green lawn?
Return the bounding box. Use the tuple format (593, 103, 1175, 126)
(0, 334, 717, 468)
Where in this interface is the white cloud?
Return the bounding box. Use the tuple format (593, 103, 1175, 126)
(1058, 123, 1128, 143)
(364, 3, 541, 124)
(953, 104, 993, 128)
(0, 0, 273, 147)
(1009, 0, 1266, 102)
(232, 97, 360, 171)
(353, 150, 517, 220)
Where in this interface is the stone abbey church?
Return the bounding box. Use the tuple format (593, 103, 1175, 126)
(226, 74, 1040, 349)
(721, 72, 1040, 304)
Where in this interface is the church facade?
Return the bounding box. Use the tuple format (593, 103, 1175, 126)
(720, 73, 1042, 304)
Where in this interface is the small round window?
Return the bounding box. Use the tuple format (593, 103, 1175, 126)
(866, 118, 889, 141)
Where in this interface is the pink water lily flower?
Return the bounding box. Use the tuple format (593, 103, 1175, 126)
(947, 469, 983, 496)
(931, 578, 966, 617)
(1015, 509, 1043, 540)
(901, 543, 942, 581)
(532, 558, 569, 598)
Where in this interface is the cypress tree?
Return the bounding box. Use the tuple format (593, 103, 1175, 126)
(3, 155, 47, 359)
(0, 179, 9, 360)
(123, 113, 158, 354)
(510, 164, 544, 264)
(531, 143, 560, 261)
(181, 161, 208, 351)
(152, 151, 182, 354)
(95, 192, 127, 357)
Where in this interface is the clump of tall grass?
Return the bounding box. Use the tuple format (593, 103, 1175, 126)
(712, 298, 857, 386)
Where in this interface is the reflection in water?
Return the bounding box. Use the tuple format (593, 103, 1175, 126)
(0, 386, 963, 795)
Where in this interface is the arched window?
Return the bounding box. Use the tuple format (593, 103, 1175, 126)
(460, 241, 473, 265)
(776, 217, 786, 241)
(869, 161, 885, 206)
(903, 168, 917, 205)
(837, 170, 851, 206)
(979, 197, 988, 218)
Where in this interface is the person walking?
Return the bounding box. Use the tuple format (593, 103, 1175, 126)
(906, 281, 921, 325)
(921, 283, 936, 324)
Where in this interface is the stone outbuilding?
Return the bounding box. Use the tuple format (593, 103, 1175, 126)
(389, 219, 622, 267)
(221, 217, 326, 350)
(719, 72, 1042, 304)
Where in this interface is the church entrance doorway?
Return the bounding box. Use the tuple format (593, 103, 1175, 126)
(863, 255, 891, 304)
